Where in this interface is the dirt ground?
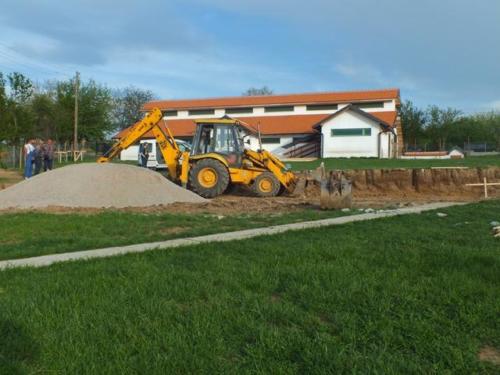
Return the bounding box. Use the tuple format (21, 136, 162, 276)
(0, 169, 23, 189)
(0, 185, 491, 216)
(0, 167, 497, 215)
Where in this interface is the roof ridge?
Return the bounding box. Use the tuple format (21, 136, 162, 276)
(147, 88, 400, 104)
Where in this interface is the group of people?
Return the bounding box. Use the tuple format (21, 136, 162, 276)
(23, 139, 55, 179)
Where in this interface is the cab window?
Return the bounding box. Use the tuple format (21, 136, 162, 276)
(213, 125, 237, 154)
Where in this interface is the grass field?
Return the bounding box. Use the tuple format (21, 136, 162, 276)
(0, 200, 499, 373)
(289, 155, 500, 170)
(0, 209, 355, 261)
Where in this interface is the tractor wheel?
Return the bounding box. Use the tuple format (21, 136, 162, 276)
(251, 172, 281, 197)
(189, 159, 229, 198)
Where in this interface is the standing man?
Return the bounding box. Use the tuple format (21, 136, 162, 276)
(23, 139, 35, 179)
(43, 139, 55, 171)
(139, 142, 150, 168)
(33, 139, 43, 175)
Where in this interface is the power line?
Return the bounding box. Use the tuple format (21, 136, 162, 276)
(0, 43, 73, 78)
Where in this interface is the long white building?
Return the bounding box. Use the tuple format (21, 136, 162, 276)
(116, 88, 403, 160)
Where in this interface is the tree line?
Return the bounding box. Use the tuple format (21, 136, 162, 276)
(0, 71, 155, 146)
(1, 73, 498, 152)
(400, 101, 500, 151)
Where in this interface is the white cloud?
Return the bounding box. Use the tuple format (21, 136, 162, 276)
(489, 100, 500, 111)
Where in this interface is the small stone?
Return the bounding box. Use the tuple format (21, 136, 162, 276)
(217, 215, 225, 220)
(365, 208, 374, 213)
(341, 208, 351, 212)
(490, 221, 500, 227)
(436, 212, 448, 217)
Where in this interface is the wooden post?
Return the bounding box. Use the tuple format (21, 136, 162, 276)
(73, 71, 80, 161)
(466, 178, 500, 198)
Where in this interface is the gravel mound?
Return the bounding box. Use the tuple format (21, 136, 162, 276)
(0, 163, 206, 209)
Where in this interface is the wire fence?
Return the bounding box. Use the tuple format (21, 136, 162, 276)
(0, 141, 112, 169)
(404, 141, 499, 154)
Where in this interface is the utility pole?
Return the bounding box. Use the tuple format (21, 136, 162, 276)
(73, 71, 80, 161)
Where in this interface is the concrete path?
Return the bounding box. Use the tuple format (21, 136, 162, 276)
(0, 202, 464, 270)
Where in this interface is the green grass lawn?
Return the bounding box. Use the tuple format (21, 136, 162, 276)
(289, 155, 500, 170)
(0, 200, 499, 373)
(0, 209, 355, 261)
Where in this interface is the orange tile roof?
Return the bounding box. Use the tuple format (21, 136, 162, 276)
(114, 111, 398, 139)
(143, 88, 400, 111)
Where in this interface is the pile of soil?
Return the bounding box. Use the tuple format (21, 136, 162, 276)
(0, 163, 206, 209)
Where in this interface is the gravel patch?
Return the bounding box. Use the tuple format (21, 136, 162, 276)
(0, 163, 206, 209)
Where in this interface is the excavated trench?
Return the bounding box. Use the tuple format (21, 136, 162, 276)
(342, 167, 500, 199)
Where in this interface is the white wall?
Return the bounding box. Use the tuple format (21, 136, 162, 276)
(120, 145, 140, 161)
(159, 99, 397, 121)
(247, 135, 296, 153)
(320, 111, 393, 158)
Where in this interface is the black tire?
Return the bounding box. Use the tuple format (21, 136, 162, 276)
(251, 172, 281, 197)
(189, 158, 229, 198)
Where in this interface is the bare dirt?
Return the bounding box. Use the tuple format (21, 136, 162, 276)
(479, 346, 500, 366)
(0, 163, 206, 210)
(0, 169, 23, 190)
(0, 165, 498, 215)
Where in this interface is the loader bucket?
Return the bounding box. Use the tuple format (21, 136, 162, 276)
(317, 163, 352, 210)
(319, 172, 352, 210)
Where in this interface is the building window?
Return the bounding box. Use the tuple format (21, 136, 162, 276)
(188, 109, 215, 116)
(264, 105, 294, 113)
(225, 107, 253, 114)
(163, 110, 178, 117)
(306, 104, 338, 111)
(331, 128, 372, 137)
(261, 137, 281, 144)
(353, 101, 385, 109)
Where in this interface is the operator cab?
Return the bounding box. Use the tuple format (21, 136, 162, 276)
(191, 119, 249, 167)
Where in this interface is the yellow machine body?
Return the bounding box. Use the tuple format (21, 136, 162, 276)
(99, 108, 297, 198)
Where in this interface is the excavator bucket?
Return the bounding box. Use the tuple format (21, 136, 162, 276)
(290, 163, 352, 210)
(290, 174, 307, 196)
(317, 163, 352, 210)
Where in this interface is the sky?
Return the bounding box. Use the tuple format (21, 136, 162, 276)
(0, 0, 499, 113)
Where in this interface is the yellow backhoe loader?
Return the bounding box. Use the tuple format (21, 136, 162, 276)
(98, 108, 297, 198)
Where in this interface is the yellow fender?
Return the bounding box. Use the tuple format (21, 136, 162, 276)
(189, 153, 229, 167)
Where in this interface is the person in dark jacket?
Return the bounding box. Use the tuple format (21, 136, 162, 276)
(140, 143, 150, 168)
(43, 139, 55, 171)
(33, 139, 43, 175)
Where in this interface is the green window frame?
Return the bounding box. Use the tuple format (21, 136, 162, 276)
(261, 137, 281, 144)
(163, 110, 178, 117)
(331, 128, 372, 137)
(264, 105, 294, 113)
(188, 109, 215, 116)
(353, 101, 385, 109)
(306, 103, 338, 111)
(225, 107, 254, 114)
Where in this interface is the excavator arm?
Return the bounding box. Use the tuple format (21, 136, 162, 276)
(97, 107, 184, 180)
(98, 108, 164, 163)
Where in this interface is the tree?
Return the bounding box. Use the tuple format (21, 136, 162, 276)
(112, 86, 156, 130)
(242, 86, 274, 96)
(0, 73, 7, 141)
(53, 78, 114, 142)
(400, 100, 427, 150)
(425, 106, 462, 150)
(31, 90, 56, 139)
(4, 72, 34, 144)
